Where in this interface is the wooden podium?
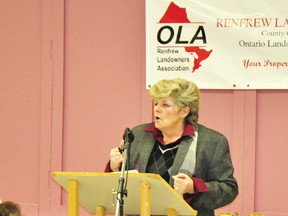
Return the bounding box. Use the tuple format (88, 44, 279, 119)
(52, 172, 197, 216)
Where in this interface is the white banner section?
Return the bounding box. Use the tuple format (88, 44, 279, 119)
(146, 0, 288, 89)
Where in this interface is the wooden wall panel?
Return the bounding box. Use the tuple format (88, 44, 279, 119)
(0, 1, 42, 215)
(255, 91, 288, 215)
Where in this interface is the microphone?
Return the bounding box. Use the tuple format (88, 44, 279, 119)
(115, 128, 134, 216)
(123, 128, 134, 144)
(119, 128, 134, 153)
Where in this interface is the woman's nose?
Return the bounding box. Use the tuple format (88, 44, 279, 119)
(154, 105, 161, 112)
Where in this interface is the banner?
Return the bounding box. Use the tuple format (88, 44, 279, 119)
(146, 0, 288, 89)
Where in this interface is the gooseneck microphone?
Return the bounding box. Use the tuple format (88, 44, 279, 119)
(119, 128, 134, 153)
(115, 127, 134, 216)
(123, 128, 134, 144)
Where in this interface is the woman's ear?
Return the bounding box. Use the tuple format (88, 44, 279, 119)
(181, 106, 190, 118)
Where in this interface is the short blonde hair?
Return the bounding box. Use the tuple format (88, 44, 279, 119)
(149, 78, 200, 124)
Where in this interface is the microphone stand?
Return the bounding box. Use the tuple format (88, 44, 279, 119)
(115, 141, 129, 216)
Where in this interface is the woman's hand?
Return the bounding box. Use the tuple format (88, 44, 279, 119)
(109, 140, 125, 172)
(173, 173, 195, 194)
